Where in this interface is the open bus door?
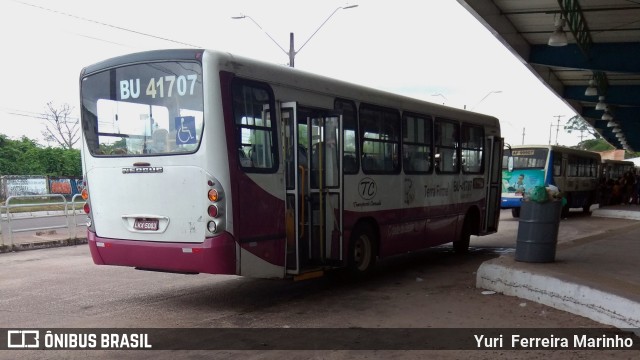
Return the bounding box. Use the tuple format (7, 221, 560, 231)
(282, 102, 343, 276)
(484, 136, 503, 233)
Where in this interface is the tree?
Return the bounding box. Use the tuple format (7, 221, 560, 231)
(0, 134, 81, 177)
(575, 138, 614, 152)
(41, 102, 80, 149)
(564, 115, 601, 143)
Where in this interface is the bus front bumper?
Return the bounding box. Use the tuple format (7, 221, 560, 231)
(501, 196, 524, 209)
(87, 230, 237, 275)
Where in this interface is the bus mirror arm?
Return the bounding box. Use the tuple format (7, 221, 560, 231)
(504, 143, 514, 172)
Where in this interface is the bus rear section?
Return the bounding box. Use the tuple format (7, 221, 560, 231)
(501, 147, 550, 217)
(503, 145, 600, 217)
(80, 50, 236, 275)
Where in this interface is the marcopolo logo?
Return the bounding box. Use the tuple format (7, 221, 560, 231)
(7, 330, 39, 348)
(122, 167, 163, 174)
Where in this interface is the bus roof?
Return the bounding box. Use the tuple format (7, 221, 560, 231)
(207, 50, 500, 128)
(601, 159, 635, 165)
(507, 145, 601, 159)
(80, 48, 500, 133)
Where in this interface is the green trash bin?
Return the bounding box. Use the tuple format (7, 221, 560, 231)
(515, 200, 562, 263)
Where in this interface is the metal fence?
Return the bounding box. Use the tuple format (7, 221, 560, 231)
(0, 194, 87, 248)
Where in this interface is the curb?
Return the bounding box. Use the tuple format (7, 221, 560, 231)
(0, 237, 88, 254)
(477, 257, 640, 334)
(592, 208, 640, 220)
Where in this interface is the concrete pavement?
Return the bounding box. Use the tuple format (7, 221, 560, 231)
(2, 205, 640, 336)
(477, 204, 640, 335)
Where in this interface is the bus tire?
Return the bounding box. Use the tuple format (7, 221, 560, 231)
(453, 215, 473, 254)
(511, 207, 520, 218)
(348, 224, 377, 277)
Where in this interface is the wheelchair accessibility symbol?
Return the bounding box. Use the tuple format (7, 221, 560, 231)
(174, 116, 197, 145)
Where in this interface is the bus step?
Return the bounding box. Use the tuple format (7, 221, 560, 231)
(293, 270, 324, 282)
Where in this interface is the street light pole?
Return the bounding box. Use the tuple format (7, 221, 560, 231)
(468, 90, 502, 111)
(431, 93, 447, 105)
(289, 32, 295, 67)
(233, 5, 358, 67)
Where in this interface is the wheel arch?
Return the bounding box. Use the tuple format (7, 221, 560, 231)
(349, 216, 380, 256)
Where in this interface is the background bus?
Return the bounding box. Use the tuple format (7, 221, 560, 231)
(502, 145, 601, 218)
(80, 49, 503, 279)
(601, 159, 635, 180)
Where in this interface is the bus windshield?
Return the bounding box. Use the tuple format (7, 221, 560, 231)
(503, 148, 549, 169)
(81, 61, 204, 156)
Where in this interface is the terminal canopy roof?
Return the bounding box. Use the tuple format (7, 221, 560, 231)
(458, 0, 640, 152)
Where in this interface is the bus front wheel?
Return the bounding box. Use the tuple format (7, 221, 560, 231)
(511, 208, 520, 218)
(348, 225, 377, 277)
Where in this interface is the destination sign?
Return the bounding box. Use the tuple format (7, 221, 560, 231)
(512, 150, 535, 156)
(120, 74, 199, 100)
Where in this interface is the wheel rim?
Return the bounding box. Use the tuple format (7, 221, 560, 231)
(354, 234, 372, 271)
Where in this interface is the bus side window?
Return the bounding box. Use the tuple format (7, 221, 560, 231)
(334, 98, 359, 174)
(412, 155, 430, 171)
(461, 123, 484, 174)
(362, 154, 379, 171)
(232, 79, 278, 172)
(239, 148, 252, 167)
(553, 153, 563, 176)
(344, 154, 357, 173)
(434, 118, 459, 173)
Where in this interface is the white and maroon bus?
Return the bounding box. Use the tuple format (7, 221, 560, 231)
(80, 49, 503, 279)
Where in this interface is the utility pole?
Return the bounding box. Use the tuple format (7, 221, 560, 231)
(549, 115, 565, 145)
(522, 127, 525, 145)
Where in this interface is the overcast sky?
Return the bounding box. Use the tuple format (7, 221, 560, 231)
(0, 0, 587, 147)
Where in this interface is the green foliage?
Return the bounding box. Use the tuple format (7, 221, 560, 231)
(564, 115, 600, 139)
(625, 151, 640, 159)
(574, 138, 614, 152)
(0, 134, 81, 177)
(574, 138, 640, 158)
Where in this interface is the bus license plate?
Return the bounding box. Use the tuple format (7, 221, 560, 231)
(133, 219, 159, 231)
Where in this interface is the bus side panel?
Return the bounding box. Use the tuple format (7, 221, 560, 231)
(342, 204, 461, 259)
(236, 172, 286, 268)
(219, 71, 286, 275)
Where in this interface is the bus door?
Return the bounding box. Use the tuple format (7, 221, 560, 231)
(282, 102, 343, 274)
(484, 136, 503, 233)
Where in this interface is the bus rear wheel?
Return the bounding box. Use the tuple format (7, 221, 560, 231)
(348, 225, 377, 277)
(511, 207, 520, 218)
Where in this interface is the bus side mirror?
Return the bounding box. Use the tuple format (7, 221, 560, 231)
(508, 156, 514, 172)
